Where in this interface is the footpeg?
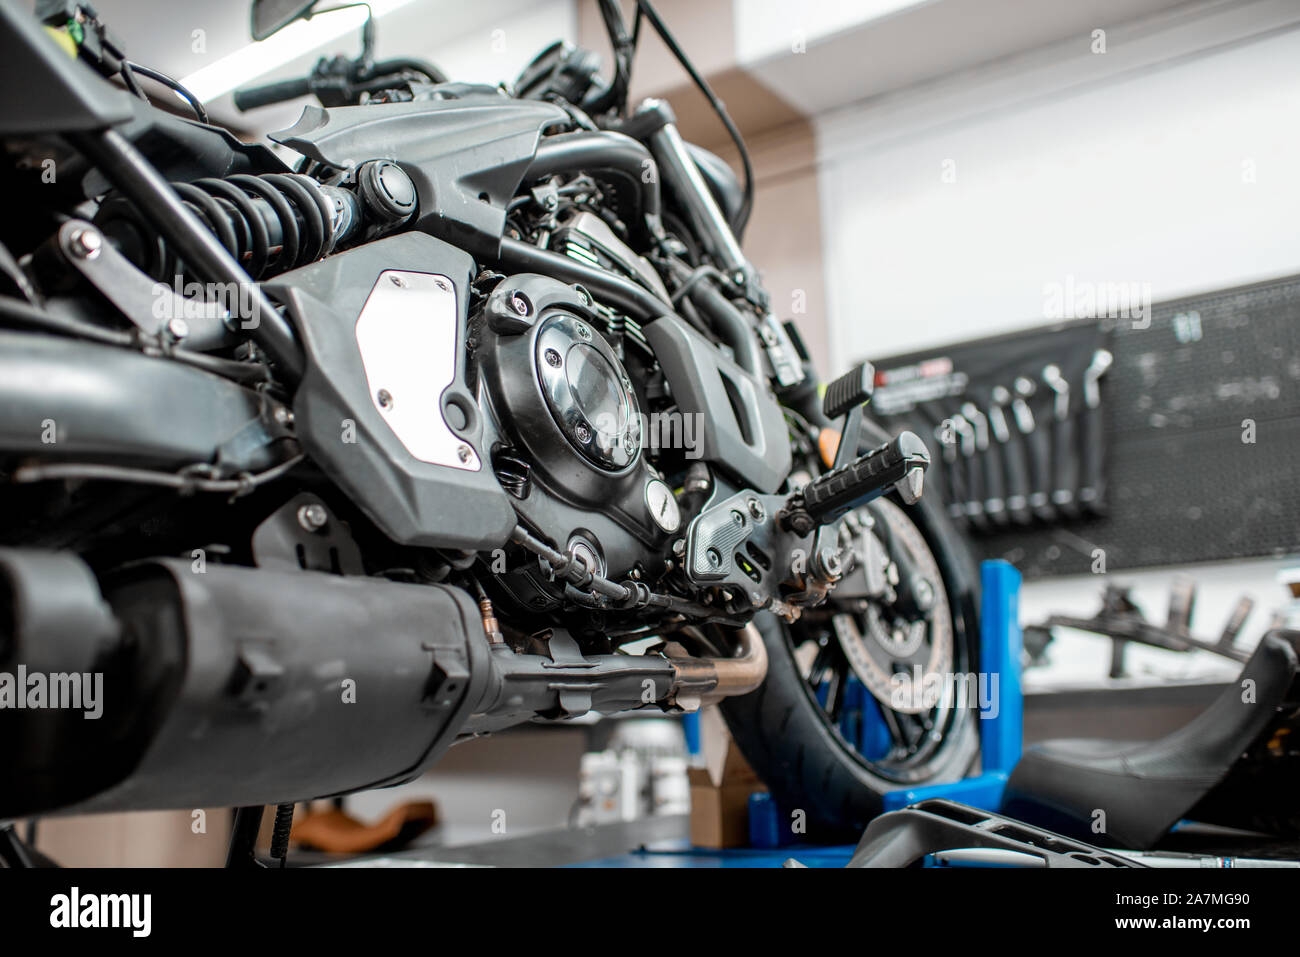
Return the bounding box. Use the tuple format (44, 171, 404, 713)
(781, 432, 931, 535)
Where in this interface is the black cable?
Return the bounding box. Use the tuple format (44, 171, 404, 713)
(635, 0, 755, 236)
(510, 523, 720, 619)
(0, 296, 272, 386)
(0, 240, 40, 305)
(587, 0, 636, 115)
(124, 60, 210, 124)
(118, 60, 148, 101)
(13, 452, 306, 498)
(0, 295, 135, 347)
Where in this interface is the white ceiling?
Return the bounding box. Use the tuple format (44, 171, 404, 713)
(735, 0, 1211, 118)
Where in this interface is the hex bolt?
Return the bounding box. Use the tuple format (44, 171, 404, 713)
(297, 503, 328, 532)
(544, 348, 562, 368)
(574, 421, 592, 443)
(376, 389, 394, 409)
(510, 294, 530, 316)
(746, 498, 766, 522)
(165, 316, 190, 341)
(69, 228, 102, 259)
(914, 578, 936, 612)
(575, 323, 592, 340)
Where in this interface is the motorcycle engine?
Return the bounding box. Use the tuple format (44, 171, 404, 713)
(475, 272, 683, 623)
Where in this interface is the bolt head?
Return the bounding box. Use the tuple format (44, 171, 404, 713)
(165, 316, 190, 341)
(70, 228, 102, 259)
(456, 444, 473, 463)
(510, 294, 529, 316)
(297, 503, 328, 532)
(746, 498, 766, 521)
(376, 388, 394, 409)
(389, 274, 405, 287)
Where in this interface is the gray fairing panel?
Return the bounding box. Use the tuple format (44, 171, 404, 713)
(266, 232, 516, 550)
(645, 316, 792, 494)
(271, 91, 569, 260)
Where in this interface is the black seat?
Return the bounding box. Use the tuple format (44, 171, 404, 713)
(1002, 630, 1300, 849)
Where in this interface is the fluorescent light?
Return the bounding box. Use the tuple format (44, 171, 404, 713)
(181, 0, 419, 103)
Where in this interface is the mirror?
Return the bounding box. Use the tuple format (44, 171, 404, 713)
(250, 0, 318, 41)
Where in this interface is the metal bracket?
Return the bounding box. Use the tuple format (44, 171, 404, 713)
(55, 219, 235, 351)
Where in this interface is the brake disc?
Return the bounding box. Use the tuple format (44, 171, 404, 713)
(832, 497, 953, 715)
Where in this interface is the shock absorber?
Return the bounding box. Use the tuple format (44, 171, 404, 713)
(95, 161, 417, 282)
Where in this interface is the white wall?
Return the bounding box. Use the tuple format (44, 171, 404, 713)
(816, 19, 1300, 370)
(813, 9, 1300, 683)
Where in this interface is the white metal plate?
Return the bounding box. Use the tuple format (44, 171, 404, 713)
(354, 270, 480, 471)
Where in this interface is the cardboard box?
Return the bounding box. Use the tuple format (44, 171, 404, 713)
(688, 707, 765, 849)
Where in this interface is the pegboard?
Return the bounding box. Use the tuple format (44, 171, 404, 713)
(869, 273, 1300, 579)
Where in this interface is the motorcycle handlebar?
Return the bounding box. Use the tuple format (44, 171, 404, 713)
(233, 76, 312, 111)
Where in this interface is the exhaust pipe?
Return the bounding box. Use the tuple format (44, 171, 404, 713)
(665, 623, 767, 712)
(1, 549, 769, 817)
(1, 552, 486, 817)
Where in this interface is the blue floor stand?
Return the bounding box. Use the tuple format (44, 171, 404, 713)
(746, 559, 1023, 848)
(880, 559, 1023, 813)
(585, 561, 1025, 866)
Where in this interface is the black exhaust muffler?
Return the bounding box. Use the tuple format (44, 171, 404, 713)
(0, 550, 486, 817)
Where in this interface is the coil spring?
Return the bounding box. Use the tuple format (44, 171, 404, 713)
(96, 172, 339, 282)
(174, 173, 337, 280)
(269, 802, 295, 866)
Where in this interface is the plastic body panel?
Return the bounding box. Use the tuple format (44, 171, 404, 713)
(643, 315, 791, 494)
(271, 91, 569, 260)
(266, 232, 516, 550)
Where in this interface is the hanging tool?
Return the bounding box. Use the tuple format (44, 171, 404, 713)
(1013, 376, 1053, 522)
(962, 401, 1007, 526)
(1077, 348, 1113, 514)
(1042, 364, 1077, 519)
(991, 385, 1032, 524)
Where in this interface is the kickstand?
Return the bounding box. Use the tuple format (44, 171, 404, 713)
(0, 823, 49, 868)
(226, 806, 268, 869)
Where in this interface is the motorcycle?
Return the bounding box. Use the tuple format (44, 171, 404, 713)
(0, 0, 980, 850)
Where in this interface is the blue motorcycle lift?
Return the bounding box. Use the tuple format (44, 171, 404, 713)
(748, 560, 1024, 848)
(881, 559, 1024, 813)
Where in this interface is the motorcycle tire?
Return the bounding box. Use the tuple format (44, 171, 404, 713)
(720, 418, 982, 842)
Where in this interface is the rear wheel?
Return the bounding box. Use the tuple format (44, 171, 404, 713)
(720, 421, 981, 842)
